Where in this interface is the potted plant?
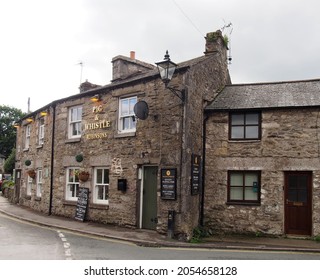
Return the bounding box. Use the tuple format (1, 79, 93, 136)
(27, 169, 36, 179)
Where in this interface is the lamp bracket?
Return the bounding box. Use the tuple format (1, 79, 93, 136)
(166, 86, 186, 103)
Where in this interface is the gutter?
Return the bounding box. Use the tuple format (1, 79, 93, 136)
(48, 103, 56, 216)
(200, 112, 209, 226)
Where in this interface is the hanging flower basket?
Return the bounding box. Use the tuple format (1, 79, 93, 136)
(27, 169, 36, 179)
(78, 171, 89, 182)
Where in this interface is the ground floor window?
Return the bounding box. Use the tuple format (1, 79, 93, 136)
(227, 171, 261, 204)
(93, 167, 109, 204)
(27, 175, 32, 196)
(66, 167, 80, 201)
(36, 168, 42, 197)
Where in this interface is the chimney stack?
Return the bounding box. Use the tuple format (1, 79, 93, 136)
(130, 51, 136, 60)
(204, 30, 228, 55)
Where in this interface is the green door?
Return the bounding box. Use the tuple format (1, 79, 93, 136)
(142, 166, 158, 230)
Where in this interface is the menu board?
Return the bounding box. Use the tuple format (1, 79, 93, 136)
(191, 154, 201, 195)
(161, 168, 177, 200)
(75, 187, 89, 222)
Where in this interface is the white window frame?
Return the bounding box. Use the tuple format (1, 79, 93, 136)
(27, 175, 32, 196)
(68, 106, 82, 139)
(38, 118, 45, 145)
(93, 167, 109, 205)
(118, 96, 137, 133)
(25, 124, 31, 149)
(36, 169, 42, 197)
(66, 167, 80, 201)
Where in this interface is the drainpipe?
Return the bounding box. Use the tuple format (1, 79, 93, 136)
(200, 112, 209, 226)
(48, 103, 56, 216)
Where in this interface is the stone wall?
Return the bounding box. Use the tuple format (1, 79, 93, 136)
(205, 109, 320, 236)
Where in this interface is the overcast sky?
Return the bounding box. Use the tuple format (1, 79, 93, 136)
(1, 0, 320, 113)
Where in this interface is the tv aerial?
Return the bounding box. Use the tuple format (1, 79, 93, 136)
(134, 101, 149, 120)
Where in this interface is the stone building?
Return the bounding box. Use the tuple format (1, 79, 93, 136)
(13, 30, 230, 239)
(205, 80, 320, 236)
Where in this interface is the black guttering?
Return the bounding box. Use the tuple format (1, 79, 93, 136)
(48, 103, 56, 216)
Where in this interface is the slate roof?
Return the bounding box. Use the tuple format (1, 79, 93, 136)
(206, 79, 320, 111)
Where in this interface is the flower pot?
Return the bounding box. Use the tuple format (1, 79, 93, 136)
(27, 170, 36, 179)
(79, 172, 89, 182)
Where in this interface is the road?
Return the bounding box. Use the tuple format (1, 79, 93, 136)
(1, 212, 320, 260)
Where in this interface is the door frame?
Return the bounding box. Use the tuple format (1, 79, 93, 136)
(284, 171, 312, 235)
(138, 165, 158, 229)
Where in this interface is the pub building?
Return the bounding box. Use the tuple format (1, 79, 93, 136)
(13, 30, 230, 239)
(13, 30, 320, 238)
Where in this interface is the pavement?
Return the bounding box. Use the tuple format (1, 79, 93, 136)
(1, 194, 320, 253)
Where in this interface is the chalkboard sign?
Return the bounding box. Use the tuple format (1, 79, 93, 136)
(191, 154, 201, 195)
(75, 187, 89, 222)
(161, 168, 177, 200)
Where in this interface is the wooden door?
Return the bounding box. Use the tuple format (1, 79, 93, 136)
(284, 172, 312, 235)
(142, 166, 158, 230)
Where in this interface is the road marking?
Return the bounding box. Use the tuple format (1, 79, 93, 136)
(57, 230, 73, 260)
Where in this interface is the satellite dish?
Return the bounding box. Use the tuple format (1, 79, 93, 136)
(134, 101, 149, 120)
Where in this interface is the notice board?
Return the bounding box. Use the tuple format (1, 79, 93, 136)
(191, 154, 201, 195)
(161, 168, 177, 200)
(75, 187, 89, 222)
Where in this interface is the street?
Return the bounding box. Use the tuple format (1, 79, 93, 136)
(1, 212, 320, 260)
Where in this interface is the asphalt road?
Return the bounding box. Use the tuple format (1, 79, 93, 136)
(1, 212, 320, 260)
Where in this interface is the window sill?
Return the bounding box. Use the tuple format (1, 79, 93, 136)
(63, 200, 78, 206)
(23, 148, 29, 152)
(36, 145, 43, 149)
(35, 196, 41, 201)
(25, 195, 31, 200)
(226, 202, 261, 206)
(228, 139, 261, 143)
(90, 203, 109, 210)
(65, 138, 81, 144)
(114, 131, 136, 138)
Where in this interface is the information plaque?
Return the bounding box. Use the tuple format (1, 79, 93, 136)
(191, 154, 201, 195)
(161, 168, 177, 200)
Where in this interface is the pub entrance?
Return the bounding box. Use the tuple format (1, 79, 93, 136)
(141, 166, 158, 230)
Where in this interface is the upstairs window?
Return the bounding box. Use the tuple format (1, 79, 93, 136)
(119, 96, 137, 132)
(38, 118, 45, 145)
(25, 124, 31, 149)
(229, 112, 261, 140)
(68, 106, 82, 138)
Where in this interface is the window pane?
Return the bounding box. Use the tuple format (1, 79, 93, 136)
(231, 127, 244, 139)
(96, 169, 103, 184)
(121, 99, 129, 115)
(245, 187, 258, 200)
(103, 169, 109, 184)
(231, 114, 244, 125)
(97, 185, 104, 200)
(129, 97, 137, 113)
(246, 113, 259, 124)
(230, 187, 243, 200)
(245, 173, 258, 186)
(230, 173, 243, 186)
(245, 126, 259, 138)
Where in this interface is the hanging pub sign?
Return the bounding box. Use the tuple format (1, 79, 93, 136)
(191, 154, 201, 195)
(75, 187, 89, 222)
(161, 168, 177, 200)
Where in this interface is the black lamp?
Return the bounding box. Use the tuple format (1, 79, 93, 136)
(156, 50, 178, 87)
(156, 51, 186, 103)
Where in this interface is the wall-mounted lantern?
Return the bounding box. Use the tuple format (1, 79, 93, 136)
(90, 94, 101, 102)
(156, 50, 186, 103)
